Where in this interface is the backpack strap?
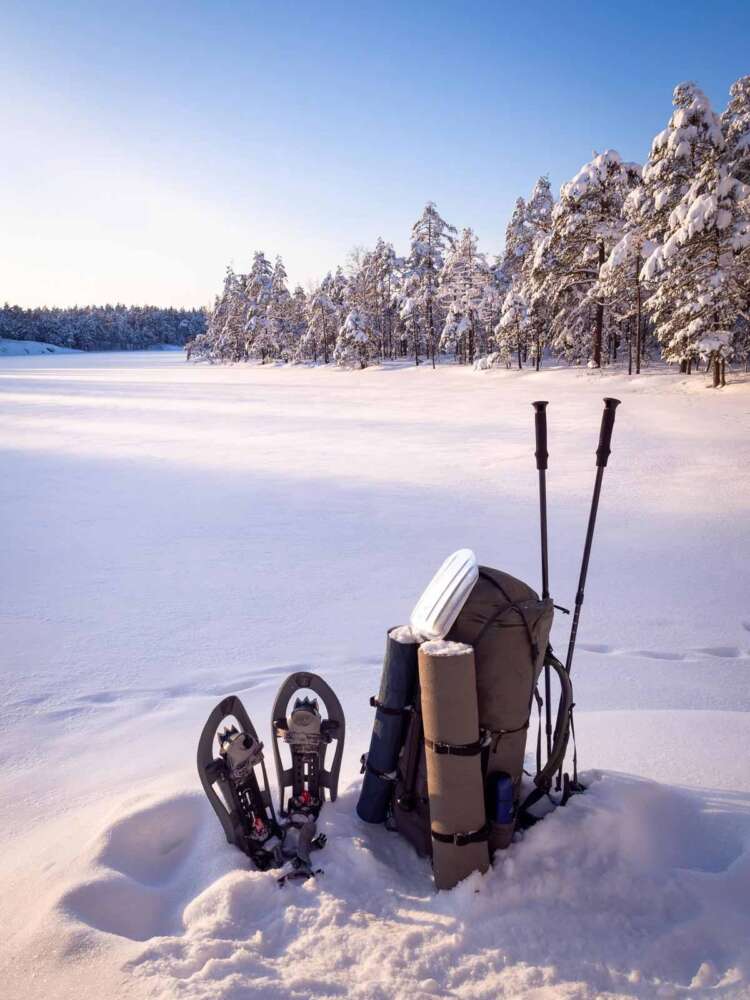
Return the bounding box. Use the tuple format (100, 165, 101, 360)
(517, 647, 575, 826)
(424, 733, 489, 757)
(431, 821, 490, 846)
(369, 695, 413, 717)
(360, 753, 397, 781)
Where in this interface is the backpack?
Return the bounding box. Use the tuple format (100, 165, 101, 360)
(361, 566, 574, 860)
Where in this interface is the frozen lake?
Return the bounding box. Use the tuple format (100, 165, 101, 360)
(1, 351, 749, 999)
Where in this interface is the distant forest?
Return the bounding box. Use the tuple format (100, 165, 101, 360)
(0, 304, 206, 352)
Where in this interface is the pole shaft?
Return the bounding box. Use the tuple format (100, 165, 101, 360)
(565, 398, 620, 677)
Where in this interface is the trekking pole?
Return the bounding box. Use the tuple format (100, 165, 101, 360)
(565, 398, 621, 676)
(532, 401, 552, 760)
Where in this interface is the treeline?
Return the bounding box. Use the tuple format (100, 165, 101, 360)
(0, 304, 206, 352)
(193, 76, 750, 387)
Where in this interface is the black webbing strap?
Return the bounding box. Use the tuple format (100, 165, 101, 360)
(359, 753, 397, 781)
(488, 720, 529, 753)
(369, 696, 412, 717)
(534, 686, 543, 775)
(475, 571, 540, 662)
(424, 734, 487, 757)
(431, 822, 490, 847)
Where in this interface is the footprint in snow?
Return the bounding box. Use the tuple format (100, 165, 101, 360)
(57, 793, 206, 942)
(695, 646, 743, 658)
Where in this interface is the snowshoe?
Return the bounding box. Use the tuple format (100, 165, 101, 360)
(271, 671, 345, 819)
(197, 694, 282, 871)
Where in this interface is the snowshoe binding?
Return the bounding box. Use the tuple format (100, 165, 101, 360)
(197, 694, 282, 871)
(271, 672, 345, 882)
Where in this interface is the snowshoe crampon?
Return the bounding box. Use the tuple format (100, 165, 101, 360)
(271, 671, 345, 819)
(197, 694, 282, 870)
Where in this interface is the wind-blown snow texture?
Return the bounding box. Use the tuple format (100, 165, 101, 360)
(1, 352, 749, 1000)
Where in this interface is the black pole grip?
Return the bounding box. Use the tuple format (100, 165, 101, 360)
(595, 398, 621, 468)
(533, 400, 549, 471)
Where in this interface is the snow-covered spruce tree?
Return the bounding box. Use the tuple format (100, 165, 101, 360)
(519, 176, 555, 369)
(439, 227, 491, 363)
(333, 250, 379, 368)
(287, 285, 307, 362)
(494, 288, 529, 369)
(642, 151, 750, 386)
(402, 202, 456, 367)
(500, 197, 532, 287)
(491, 197, 533, 367)
(541, 151, 640, 367)
(267, 256, 293, 360)
(333, 308, 373, 368)
(191, 270, 232, 361)
(192, 266, 247, 362)
(244, 251, 274, 361)
(368, 238, 400, 361)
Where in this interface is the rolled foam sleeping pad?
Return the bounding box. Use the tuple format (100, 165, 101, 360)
(447, 566, 553, 853)
(418, 640, 490, 890)
(356, 625, 420, 824)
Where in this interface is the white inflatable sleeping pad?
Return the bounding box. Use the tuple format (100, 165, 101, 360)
(409, 548, 479, 641)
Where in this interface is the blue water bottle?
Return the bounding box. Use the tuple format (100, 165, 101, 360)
(487, 771, 514, 824)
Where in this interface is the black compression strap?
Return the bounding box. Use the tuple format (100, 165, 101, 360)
(431, 822, 490, 846)
(369, 696, 412, 717)
(424, 736, 486, 757)
(363, 758, 397, 781)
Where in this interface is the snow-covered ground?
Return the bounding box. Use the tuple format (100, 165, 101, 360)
(1, 351, 749, 999)
(0, 337, 81, 356)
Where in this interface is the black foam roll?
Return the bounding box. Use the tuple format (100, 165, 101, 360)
(356, 626, 419, 823)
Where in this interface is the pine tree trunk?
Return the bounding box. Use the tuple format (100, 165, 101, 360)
(680, 359, 687, 374)
(592, 243, 605, 367)
(428, 299, 436, 369)
(635, 266, 642, 375)
(535, 329, 541, 371)
(712, 354, 721, 388)
(628, 320, 632, 375)
(517, 333, 522, 370)
(720, 359, 726, 387)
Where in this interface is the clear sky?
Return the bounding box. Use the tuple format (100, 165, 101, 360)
(2, 0, 749, 308)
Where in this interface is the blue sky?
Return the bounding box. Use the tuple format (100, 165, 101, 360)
(2, 0, 749, 307)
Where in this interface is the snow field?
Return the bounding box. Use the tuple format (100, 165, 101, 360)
(0, 352, 749, 999)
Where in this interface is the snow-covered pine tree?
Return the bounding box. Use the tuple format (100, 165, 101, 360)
(301, 274, 337, 363)
(639, 83, 725, 247)
(598, 185, 655, 374)
(500, 197, 532, 287)
(402, 202, 456, 367)
(244, 251, 274, 361)
(642, 149, 750, 385)
(439, 227, 491, 363)
(267, 256, 293, 360)
(722, 75, 750, 186)
(721, 76, 750, 366)
(542, 151, 639, 366)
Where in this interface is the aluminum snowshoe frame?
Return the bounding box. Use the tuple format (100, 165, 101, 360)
(197, 694, 281, 869)
(271, 671, 345, 816)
